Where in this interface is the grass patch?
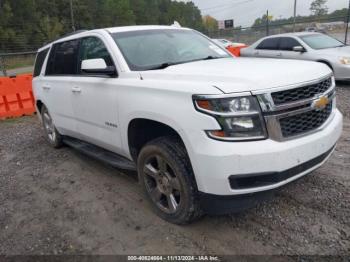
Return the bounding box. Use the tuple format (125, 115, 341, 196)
(2, 54, 35, 70)
(0, 115, 35, 123)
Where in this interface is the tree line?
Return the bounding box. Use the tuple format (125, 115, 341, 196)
(0, 0, 204, 53)
(252, 0, 348, 28)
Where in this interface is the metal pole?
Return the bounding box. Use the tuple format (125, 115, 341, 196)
(70, 0, 76, 31)
(266, 10, 269, 36)
(293, 0, 297, 32)
(0, 55, 7, 76)
(345, 0, 350, 44)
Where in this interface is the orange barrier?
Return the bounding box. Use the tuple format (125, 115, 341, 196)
(227, 45, 248, 57)
(0, 74, 35, 119)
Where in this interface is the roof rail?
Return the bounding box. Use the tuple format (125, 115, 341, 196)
(42, 30, 89, 46)
(57, 30, 88, 40)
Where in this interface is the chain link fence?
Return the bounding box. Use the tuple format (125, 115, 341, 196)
(206, 16, 350, 45)
(0, 15, 349, 76)
(0, 51, 36, 76)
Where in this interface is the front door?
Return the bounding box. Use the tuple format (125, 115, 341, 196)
(70, 36, 122, 153)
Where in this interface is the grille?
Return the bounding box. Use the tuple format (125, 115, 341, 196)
(272, 77, 332, 105)
(280, 102, 333, 137)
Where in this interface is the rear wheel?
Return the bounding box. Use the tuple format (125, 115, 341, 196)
(41, 105, 63, 148)
(137, 137, 202, 224)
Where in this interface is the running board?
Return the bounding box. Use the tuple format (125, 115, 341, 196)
(63, 137, 137, 171)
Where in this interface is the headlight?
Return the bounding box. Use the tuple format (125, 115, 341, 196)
(194, 95, 267, 141)
(340, 57, 350, 65)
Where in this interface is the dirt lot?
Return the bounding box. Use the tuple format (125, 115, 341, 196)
(0, 84, 349, 256)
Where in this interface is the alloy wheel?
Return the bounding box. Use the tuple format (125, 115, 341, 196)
(43, 111, 56, 143)
(143, 155, 182, 214)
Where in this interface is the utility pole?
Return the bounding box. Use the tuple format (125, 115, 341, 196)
(293, 0, 297, 32)
(0, 55, 7, 77)
(266, 10, 269, 36)
(70, 0, 76, 32)
(345, 0, 350, 44)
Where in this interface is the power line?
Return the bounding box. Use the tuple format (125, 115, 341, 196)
(201, 0, 254, 15)
(200, 0, 253, 11)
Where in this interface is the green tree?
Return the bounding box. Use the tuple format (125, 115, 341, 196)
(203, 15, 218, 32)
(0, 1, 15, 52)
(0, 0, 205, 52)
(310, 0, 328, 16)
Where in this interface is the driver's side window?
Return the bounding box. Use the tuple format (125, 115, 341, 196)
(79, 37, 114, 73)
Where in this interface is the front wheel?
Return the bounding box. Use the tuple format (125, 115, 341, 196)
(137, 137, 202, 224)
(41, 105, 63, 148)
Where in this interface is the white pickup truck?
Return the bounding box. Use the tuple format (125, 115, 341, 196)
(33, 26, 343, 224)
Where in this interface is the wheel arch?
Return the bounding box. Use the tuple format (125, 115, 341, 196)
(36, 100, 44, 114)
(127, 118, 187, 162)
(317, 60, 334, 71)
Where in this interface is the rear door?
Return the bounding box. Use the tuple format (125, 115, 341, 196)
(70, 35, 122, 153)
(40, 39, 80, 136)
(254, 37, 282, 58)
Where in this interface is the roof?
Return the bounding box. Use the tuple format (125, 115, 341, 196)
(105, 25, 190, 33)
(37, 25, 190, 52)
(264, 32, 321, 38)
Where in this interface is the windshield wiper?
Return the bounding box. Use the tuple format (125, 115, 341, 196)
(200, 55, 222, 61)
(148, 62, 179, 70)
(147, 56, 224, 70)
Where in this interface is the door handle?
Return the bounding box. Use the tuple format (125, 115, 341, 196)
(42, 85, 51, 91)
(254, 51, 259, 55)
(276, 53, 282, 57)
(72, 87, 82, 93)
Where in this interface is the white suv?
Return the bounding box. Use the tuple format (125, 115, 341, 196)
(33, 26, 343, 224)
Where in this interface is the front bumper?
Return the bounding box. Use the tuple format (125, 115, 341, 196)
(334, 63, 350, 80)
(188, 109, 343, 196)
(199, 146, 334, 215)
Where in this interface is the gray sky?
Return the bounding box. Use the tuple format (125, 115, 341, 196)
(185, 0, 349, 27)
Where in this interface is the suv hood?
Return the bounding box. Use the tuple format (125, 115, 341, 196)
(315, 45, 350, 56)
(140, 58, 331, 94)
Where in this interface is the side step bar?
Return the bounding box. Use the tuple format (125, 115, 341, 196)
(63, 137, 137, 171)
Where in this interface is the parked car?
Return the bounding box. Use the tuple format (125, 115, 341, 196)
(33, 26, 342, 224)
(305, 27, 317, 32)
(241, 32, 350, 80)
(212, 38, 247, 56)
(212, 38, 234, 48)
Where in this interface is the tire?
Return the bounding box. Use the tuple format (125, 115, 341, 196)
(137, 136, 202, 224)
(41, 105, 63, 148)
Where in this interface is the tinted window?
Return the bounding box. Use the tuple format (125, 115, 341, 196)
(33, 48, 49, 77)
(78, 37, 114, 73)
(279, 37, 301, 51)
(46, 39, 80, 75)
(256, 38, 280, 50)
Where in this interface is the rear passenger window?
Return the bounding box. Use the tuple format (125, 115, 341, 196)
(46, 39, 80, 75)
(279, 37, 301, 51)
(256, 38, 280, 50)
(78, 37, 114, 73)
(33, 48, 49, 77)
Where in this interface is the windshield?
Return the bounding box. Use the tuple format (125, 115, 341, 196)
(300, 34, 344, 50)
(111, 29, 230, 71)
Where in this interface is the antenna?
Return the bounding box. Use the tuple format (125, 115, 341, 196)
(172, 21, 182, 28)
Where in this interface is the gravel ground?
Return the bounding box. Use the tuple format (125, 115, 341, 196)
(0, 84, 349, 256)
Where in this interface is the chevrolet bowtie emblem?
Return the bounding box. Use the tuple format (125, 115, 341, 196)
(312, 96, 329, 111)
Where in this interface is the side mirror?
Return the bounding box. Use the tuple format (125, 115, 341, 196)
(81, 58, 117, 76)
(293, 46, 306, 53)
